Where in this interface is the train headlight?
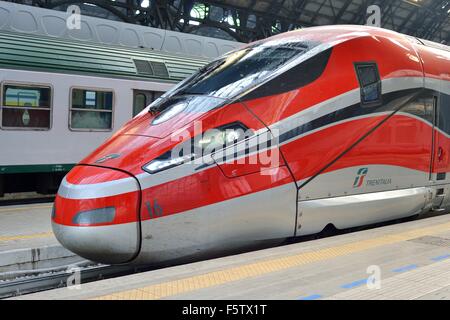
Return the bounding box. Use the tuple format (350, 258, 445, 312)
(143, 123, 251, 174)
(143, 154, 195, 174)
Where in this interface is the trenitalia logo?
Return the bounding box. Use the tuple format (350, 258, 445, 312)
(353, 168, 369, 188)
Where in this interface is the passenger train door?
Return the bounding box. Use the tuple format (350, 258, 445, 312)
(432, 91, 450, 189)
(133, 90, 164, 117)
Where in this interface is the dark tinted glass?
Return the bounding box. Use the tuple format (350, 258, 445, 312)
(357, 65, 378, 86)
(151, 95, 226, 125)
(356, 63, 381, 105)
(438, 93, 450, 134)
(242, 48, 332, 101)
(169, 40, 318, 99)
(2, 108, 50, 128)
(72, 89, 113, 110)
(362, 83, 380, 102)
(402, 93, 434, 124)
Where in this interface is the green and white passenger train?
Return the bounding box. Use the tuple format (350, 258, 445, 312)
(0, 30, 229, 196)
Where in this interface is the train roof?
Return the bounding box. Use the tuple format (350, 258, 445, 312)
(0, 1, 242, 59)
(2, 25, 449, 84)
(258, 25, 450, 54)
(0, 30, 210, 83)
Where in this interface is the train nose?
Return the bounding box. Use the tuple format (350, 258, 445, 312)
(52, 166, 141, 264)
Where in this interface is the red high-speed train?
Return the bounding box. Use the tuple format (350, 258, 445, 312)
(52, 25, 450, 265)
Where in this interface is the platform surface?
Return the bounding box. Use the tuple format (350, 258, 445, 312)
(14, 212, 450, 300)
(0, 203, 57, 252)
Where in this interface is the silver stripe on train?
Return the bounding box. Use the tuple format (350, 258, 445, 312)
(269, 76, 424, 139)
(425, 77, 450, 95)
(297, 187, 430, 236)
(58, 176, 139, 200)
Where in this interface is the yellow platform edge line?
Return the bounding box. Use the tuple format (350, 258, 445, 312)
(0, 204, 53, 213)
(0, 231, 54, 242)
(93, 220, 450, 300)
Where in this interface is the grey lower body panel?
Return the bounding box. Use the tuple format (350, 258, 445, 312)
(54, 184, 444, 266)
(52, 222, 140, 265)
(134, 183, 298, 265)
(129, 186, 437, 265)
(297, 187, 431, 236)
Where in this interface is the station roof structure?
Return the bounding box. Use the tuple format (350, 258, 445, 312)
(4, 0, 450, 44)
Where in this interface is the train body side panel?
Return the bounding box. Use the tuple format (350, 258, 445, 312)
(244, 36, 424, 188)
(294, 43, 450, 234)
(266, 36, 436, 233)
(294, 98, 450, 234)
(416, 45, 450, 184)
(298, 113, 433, 199)
(135, 35, 434, 263)
(135, 104, 298, 265)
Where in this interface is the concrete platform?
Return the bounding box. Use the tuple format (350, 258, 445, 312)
(0, 203, 55, 252)
(15, 213, 450, 300)
(0, 203, 81, 273)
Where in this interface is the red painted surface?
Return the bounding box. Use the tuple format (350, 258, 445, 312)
(54, 166, 140, 226)
(139, 165, 294, 221)
(65, 165, 130, 184)
(323, 115, 433, 176)
(53, 191, 140, 226)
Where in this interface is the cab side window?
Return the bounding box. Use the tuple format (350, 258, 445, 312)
(355, 62, 382, 106)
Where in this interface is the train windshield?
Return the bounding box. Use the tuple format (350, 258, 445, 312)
(164, 39, 320, 100)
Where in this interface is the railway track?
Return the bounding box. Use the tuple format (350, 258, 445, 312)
(0, 193, 55, 206)
(0, 263, 141, 299)
(0, 208, 447, 300)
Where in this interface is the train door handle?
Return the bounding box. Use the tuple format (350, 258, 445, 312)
(438, 147, 444, 162)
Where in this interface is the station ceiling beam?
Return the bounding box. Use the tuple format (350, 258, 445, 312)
(5, 0, 450, 44)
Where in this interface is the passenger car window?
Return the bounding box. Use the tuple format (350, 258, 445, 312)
(1, 84, 51, 130)
(70, 89, 113, 131)
(355, 63, 382, 106)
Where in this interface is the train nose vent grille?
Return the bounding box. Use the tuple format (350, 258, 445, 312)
(133, 59, 169, 78)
